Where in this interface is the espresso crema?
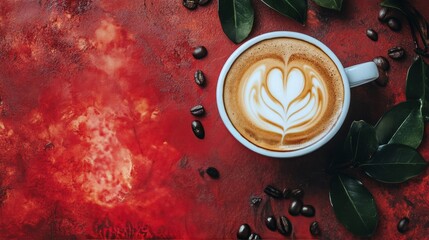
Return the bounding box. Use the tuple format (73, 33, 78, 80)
(223, 38, 344, 151)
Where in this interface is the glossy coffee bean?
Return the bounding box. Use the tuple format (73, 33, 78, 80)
(248, 233, 261, 240)
(183, 0, 198, 10)
(397, 217, 410, 233)
(278, 216, 292, 236)
(250, 196, 262, 207)
(194, 70, 206, 86)
(388, 46, 405, 59)
(193, 46, 207, 59)
(366, 29, 378, 41)
(198, 0, 211, 5)
(373, 56, 390, 71)
(190, 105, 205, 116)
(378, 7, 389, 22)
(310, 221, 321, 236)
(192, 120, 205, 139)
(237, 224, 251, 239)
(282, 188, 291, 199)
(265, 216, 277, 231)
(388, 18, 402, 31)
(300, 205, 316, 217)
(264, 185, 282, 199)
(290, 188, 304, 199)
(289, 199, 303, 216)
(206, 167, 219, 179)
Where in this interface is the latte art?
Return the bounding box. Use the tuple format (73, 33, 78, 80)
(242, 61, 328, 144)
(223, 37, 344, 151)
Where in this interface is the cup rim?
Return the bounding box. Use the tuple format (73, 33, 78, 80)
(216, 31, 351, 158)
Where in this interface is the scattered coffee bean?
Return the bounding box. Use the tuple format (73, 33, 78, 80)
(378, 7, 389, 22)
(192, 120, 205, 139)
(183, 0, 198, 10)
(237, 224, 251, 239)
(44, 142, 55, 150)
(373, 56, 390, 71)
(193, 46, 207, 59)
(366, 29, 378, 41)
(194, 70, 206, 86)
(282, 188, 291, 199)
(388, 46, 405, 59)
(264, 185, 282, 199)
(310, 221, 321, 236)
(397, 217, 410, 233)
(300, 205, 316, 217)
(375, 71, 389, 87)
(248, 233, 261, 240)
(198, 0, 211, 5)
(265, 216, 277, 231)
(289, 199, 303, 216)
(206, 167, 219, 179)
(278, 216, 292, 236)
(290, 188, 304, 199)
(190, 105, 205, 116)
(250, 196, 262, 207)
(388, 18, 401, 31)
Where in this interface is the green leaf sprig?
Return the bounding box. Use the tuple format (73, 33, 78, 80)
(218, 0, 343, 43)
(329, 56, 429, 237)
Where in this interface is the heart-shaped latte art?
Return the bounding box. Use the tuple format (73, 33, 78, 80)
(241, 59, 328, 144)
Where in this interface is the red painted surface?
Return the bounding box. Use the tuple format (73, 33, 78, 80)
(0, 0, 428, 239)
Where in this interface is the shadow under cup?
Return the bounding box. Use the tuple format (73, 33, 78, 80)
(217, 32, 352, 158)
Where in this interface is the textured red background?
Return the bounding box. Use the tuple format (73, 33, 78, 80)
(0, 0, 428, 239)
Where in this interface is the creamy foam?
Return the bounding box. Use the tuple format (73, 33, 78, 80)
(223, 38, 344, 151)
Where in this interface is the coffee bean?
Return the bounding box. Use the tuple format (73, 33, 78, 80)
(265, 216, 277, 231)
(378, 7, 389, 22)
(310, 221, 321, 236)
(366, 29, 378, 41)
(183, 0, 198, 10)
(375, 70, 389, 87)
(198, 0, 211, 5)
(388, 18, 401, 31)
(388, 46, 405, 59)
(288, 199, 303, 216)
(206, 167, 219, 179)
(192, 120, 205, 139)
(300, 205, 316, 217)
(278, 216, 292, 236)
(290, 188, 304, 199)
(373, 56, 390, 71)
(264, 185, 282, 199)
(248, 233, 261, 240)
(193, 46, 207, 59)
(190, 105, 205, 116)
(397, 217, 410, 233)
(282, 188, 291, 199)
(237, 224, 251, 239)
(250, 196, 262, 207)
(194, 70, 206, 86)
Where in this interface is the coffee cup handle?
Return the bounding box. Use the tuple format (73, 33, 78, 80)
(345, 62, 379, 88)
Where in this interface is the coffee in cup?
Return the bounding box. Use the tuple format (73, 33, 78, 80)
(223, 37, 344, 151)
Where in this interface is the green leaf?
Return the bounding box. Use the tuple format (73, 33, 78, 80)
(344, 121, 378, 164)
(375, 100, 424, 149)
(260, 0, 307, 24)
(360, 144, 428, 183)
(380, 0, 406, 14)
(329, 174, 378, 237)
(218, 0, 255, 44)
(312, 0, 343, 11)
(406, 57, 429, 121)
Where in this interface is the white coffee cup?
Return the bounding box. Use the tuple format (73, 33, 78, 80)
(216, 31, 379, 158)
